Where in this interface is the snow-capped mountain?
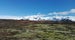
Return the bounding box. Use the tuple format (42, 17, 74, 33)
(0, 15, 75, 21)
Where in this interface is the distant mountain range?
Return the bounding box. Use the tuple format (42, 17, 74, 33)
(0, 16, 75, 21)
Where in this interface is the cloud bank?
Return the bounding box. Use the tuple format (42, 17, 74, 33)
(0, 9, 75, 21)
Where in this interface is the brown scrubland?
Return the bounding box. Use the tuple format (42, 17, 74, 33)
(0, 19, 75, 40)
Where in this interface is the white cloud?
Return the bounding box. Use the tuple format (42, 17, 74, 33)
(0, 15, 75, 21)
(68, 16, 75, 21)
(48, 9, 75, 16)
(49, 12, 69, 15)
(23, 15, 75, 21)
(52, 16, 75, 21)
(23, 14, 46, 20)
(70, 9, 75, 13)
(0, 14, 46, 20)
(48, 12, 69, 16)
(56, 12, 69, 15)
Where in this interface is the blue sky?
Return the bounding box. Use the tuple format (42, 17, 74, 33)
(0, 0, 75, 20)
(0, 0, 75, 16)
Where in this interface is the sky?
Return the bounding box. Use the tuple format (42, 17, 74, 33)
(0, 0, 75, 20)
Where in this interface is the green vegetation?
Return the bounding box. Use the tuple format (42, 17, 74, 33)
(0, 21, 75, 40)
